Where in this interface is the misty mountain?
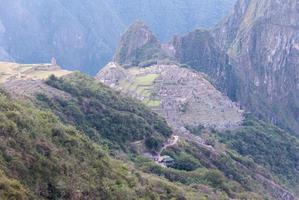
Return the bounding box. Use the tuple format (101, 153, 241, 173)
(0, 0, 236, 74)
(171, 0, 299, 135)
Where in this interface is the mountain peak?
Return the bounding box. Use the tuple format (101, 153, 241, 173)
(113, 21, 169, 67)
(129, 20, 151, 30)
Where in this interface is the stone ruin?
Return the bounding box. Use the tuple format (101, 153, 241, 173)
(97, 63, 244, 133)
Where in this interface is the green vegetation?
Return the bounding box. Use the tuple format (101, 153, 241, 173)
(0, 170, 29, 200)
(145, 99, 161, 107)
(217, 115, 299, 189)
(0, 90, 215, 200)
(134, 154, 263, 199)
(134, 74, 159, 86)
(115, 31, 169, 67)
(37, 73, 171, 151)
(119, 71, 161, 107)
(185, 115, 299, 195)
(2, 70, 298, 198)
(156, 141, 261, 196)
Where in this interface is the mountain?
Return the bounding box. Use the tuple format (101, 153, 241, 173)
(0, 63, 225, 199)
(113, 21, 170, 67)
(97, 22, 299, 199)
(1, 0, 299, 199)
(0, 0, 236, 74)
(169, 0, 299, 135)
(0, 88, 211, 200)
(0, 61, 297, 199)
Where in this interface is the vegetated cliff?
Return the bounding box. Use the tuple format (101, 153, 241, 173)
(172, 0, 299, 135)
(170, 29, 240, 101)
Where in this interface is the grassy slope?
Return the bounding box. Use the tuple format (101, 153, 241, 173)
(0, 90, 211, 200)
(36, 73, 299, 198)
(181, 115, 299, 196)
(217, 115, 299, 193)
(36, 73, 171, 152)
(2, 71, 298, 199)
(119, 71, 161, 107)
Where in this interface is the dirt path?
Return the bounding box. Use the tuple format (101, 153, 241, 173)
(156, 135, 179, 162)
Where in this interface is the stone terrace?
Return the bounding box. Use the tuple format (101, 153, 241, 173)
(97, 63, 244, 131)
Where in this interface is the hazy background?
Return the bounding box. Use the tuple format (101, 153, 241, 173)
(0, 0, 236, 74)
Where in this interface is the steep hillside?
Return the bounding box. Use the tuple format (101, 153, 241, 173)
(0, 66, 265, 199)
(37, 73, 172, 152)
(97, 63, 299, 199)
(170, 30, 239, 101)
(97, 24, 299, 198)
(1, 61, 298, 199)
(0, 90, 218, 200)
(0, 0, 236, 74)
(156, 118, 299, 200)
(171, 0, 299, 135)
(1, 71, 172, 153)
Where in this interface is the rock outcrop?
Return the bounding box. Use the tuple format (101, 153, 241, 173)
(171, 0, 299, 134)
(113, 22, 169, 67)
(0, 0, 236, 74)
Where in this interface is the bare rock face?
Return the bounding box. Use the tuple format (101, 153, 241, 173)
(172, 0, 299, 135)
(0, 0, 236, 74)
(97, 62, 244, 131)
(171, 30, 239, 101)
(215, 0, 299, 134)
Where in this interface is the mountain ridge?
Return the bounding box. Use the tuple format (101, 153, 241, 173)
(0, 0, 236, 74)
(154, 0, 299, 135)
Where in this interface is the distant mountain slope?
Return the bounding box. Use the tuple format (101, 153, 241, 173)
(170, 0, 299, 135)
(0, 0, 236, 74)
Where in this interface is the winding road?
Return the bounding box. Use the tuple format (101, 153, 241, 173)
(156, 135, 179, 162)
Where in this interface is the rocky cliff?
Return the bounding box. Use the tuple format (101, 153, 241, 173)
(113, 22, 169, 67)
(0, 0, 236, 74)
(97, 23, 298, 198)
(172, 0, 299, 134)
